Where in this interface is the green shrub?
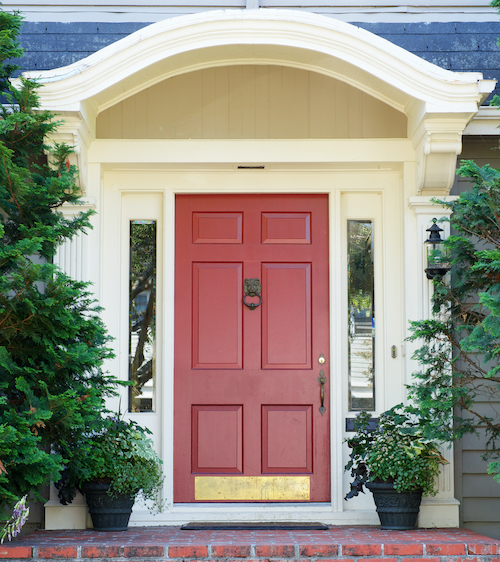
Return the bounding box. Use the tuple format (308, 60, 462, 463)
(345, 406, 447, 497)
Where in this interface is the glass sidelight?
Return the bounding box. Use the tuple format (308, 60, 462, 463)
(347, 220, 375, 411)
(129, 220, 156, 412)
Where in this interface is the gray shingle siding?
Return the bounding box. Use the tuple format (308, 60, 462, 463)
(17, 21, 148, 73)
(356, 22, 500, 99)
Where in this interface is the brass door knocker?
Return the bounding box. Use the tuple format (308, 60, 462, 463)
(243, 278, 262, 310)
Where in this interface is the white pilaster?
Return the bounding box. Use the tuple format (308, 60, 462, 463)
(45, 197, 97, 529)
(44, 486, 90, 530)
(408, 196, 459, 527)
(53, 197, 97, 282)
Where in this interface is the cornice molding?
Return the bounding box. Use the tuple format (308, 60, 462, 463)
(408, 196, 457, 215)
(464, 106, 500, 135)
(59, 197, 97, 216)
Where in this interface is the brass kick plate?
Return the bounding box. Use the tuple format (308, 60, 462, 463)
(195, 476, 310, 501)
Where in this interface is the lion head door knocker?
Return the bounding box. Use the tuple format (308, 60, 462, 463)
(243, 278, 262, 310)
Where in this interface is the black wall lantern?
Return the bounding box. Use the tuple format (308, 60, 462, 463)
(424, 218, 451, 279)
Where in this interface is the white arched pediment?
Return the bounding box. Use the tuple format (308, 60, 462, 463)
(23, 9, 495, 194)
(26, 10, 491, 115)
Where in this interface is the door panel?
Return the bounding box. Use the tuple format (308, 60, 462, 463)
(193, 212, 243, 244)
(192, 405, 243, 473)
(262, 263, 311, 369)
(261, 213, 311, 244)
(175, 194, 330, 502)
(192, 262, 243, 369)
(262, 405, 313, 473)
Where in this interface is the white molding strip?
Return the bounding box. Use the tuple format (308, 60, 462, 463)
(4, 2, 499, 22)
(465, 106, 500, 136)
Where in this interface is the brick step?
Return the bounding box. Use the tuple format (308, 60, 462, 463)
(1, 527, 499, 562)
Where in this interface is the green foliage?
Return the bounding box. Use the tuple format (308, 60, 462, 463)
(0, 8, 118, 516)
(65, 415, 164, 513)
(345, 406, 447, 496)
(0, 11, 23, 92)
(407, 158, 500, 474)
(0, 396, 61, 509)
(487, 460, 500, 484)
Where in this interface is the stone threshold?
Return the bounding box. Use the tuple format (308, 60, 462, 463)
(1, 526, 499, 561)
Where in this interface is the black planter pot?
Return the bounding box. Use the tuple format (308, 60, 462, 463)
(81, 481, 135, 532)
(366, 481, 423, 530)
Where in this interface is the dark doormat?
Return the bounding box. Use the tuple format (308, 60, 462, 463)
(181, 522, 329, 530)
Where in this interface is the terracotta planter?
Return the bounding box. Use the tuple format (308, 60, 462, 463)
(81, 481, 135, 532)
(366, 481, 422, 530)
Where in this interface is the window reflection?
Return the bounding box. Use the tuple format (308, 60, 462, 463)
(348, 220, 374, 411)
(129, 221, 156, 412)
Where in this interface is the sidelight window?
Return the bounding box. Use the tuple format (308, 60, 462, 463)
(347, 220, 375, 411)
(129, 220, 156, 412)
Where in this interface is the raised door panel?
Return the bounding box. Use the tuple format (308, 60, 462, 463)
(262, 405, 313, 473)
(192, 262, 242, 369)
(261, 263, 312, 369)
(192, 405, 243, 473)
(261, 212, 311, 244)
(193, 212, 243, 244)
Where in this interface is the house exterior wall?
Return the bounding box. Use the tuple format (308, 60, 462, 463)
(451, 136, 500, 540)
(8, 0, 500, 537)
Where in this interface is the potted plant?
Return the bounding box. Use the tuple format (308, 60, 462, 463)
(345, 405, 448, 530)
(65, 415, 164, 531)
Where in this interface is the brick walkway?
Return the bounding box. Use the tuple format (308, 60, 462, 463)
(1, 526, 499, 562)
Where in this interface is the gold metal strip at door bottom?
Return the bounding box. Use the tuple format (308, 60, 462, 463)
(195, 476, 310, 501)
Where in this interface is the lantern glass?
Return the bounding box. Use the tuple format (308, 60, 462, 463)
(424, 218, 451, 279)
(426, 240, 450, 268)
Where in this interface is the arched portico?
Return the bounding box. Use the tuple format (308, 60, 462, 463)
(26, 10, 494, 197)
(34, 10, 494, 528)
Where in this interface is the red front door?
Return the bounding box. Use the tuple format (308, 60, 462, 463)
(174, 194, 330, 502)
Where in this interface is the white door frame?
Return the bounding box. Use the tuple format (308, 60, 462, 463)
(98, 162, 404, 526)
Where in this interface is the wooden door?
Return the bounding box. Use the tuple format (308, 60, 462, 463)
(174, 194, 330, 502)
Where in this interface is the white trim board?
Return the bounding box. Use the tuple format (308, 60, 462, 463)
(7, 2, 499, 22)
